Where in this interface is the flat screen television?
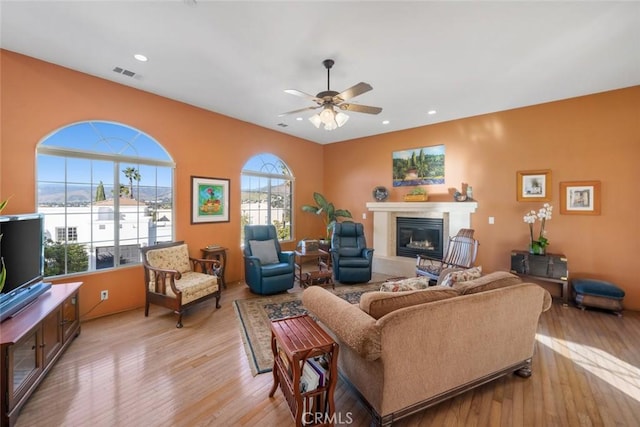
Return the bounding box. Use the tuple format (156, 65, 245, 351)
(0, 213, 48, 321)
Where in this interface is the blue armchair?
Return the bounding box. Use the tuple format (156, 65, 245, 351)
(243, 225, 295, 295)
(331, 221, 374, 284)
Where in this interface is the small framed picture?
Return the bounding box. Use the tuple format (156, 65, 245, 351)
(516, 169, 551, 202)
(560, 181, 601, 215)
(191, 176, 230, 223)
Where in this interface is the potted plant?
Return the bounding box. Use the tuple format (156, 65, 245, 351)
(403, 187, 428, 202)
(301, 192, 352, 247)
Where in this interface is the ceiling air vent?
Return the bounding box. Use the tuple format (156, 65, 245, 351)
(113, 67, 136, 78)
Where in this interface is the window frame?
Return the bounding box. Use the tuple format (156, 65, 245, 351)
(36, 121, 175, 279)
(241, 154, 294, 244)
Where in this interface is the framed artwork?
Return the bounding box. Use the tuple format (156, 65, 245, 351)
(191, 176, 230, 223)
(560, 181, 601, 215)
(516, 169, 551, 202)
(392, 145, 445, 187)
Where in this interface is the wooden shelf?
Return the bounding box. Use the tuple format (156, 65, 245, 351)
(268, 315, 338, 426)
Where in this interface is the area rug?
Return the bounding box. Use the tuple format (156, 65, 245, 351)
(234, 282, 382, 375)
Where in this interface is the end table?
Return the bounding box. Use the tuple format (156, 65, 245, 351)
(269, 314, 338, 426)
(200, 246, 228, 289)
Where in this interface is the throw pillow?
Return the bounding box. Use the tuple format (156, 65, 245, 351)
(249, 239, 280, 265)
(440, 266, 482, 287)
(379, 276, 431, 292)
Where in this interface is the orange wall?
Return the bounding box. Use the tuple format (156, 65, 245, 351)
(2, 50, 639, 314)
(0, 50, 324, 319)
(323, 86, 640, 309)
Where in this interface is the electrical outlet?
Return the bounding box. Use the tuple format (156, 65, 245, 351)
(100, 290, 108, 301)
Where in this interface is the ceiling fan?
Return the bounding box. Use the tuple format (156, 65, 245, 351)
(279, 59, 382, 130)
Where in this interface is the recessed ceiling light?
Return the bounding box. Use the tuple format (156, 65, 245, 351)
(382, 120, 390, 125)
(427, 110, 437, 115)
(296, 117, 303, 121)
(134, 54, 148, 62)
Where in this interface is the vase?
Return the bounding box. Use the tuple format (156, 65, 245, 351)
(529, 241, 546, 256)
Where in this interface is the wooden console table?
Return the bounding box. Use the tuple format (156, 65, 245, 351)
(200, 246, 228, 289)
(510, 250, 569, 305)
(269, 314, 338, 427)
(1, 282, 82, 427)
(294, 249, 330, 283)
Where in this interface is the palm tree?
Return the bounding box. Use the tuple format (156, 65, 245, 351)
(95, 181, 106, 202)
(122, 167, 141, 199)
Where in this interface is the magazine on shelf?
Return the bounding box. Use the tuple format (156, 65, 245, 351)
(308, 358, 327, 387)
(277, 346, 291, 377)
(300, 360, 321, 393)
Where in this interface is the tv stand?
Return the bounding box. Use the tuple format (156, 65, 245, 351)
(1, 282, 82, 427)
(0, 282, 52, 322)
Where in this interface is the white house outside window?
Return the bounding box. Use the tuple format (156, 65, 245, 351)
(36, 121, 175, 277)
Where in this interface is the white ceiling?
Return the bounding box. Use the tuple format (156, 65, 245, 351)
(1, 1, 639, 145)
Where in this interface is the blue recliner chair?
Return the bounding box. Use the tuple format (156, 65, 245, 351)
(243, 225, 295, 295)
(331, 221, 374, 284)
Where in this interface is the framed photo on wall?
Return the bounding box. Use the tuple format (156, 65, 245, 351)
(191, 176, 230, 223)
(516, 169, 551, 202)
(560, 180, 601, 215)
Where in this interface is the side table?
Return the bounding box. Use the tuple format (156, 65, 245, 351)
(200, 246, 228, 289)
(294, 249, 330, 283)
(510, 250, 569, 305)
(269, 314, 338, 427)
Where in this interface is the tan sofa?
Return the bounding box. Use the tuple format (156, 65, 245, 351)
(302, 271, 551, 426)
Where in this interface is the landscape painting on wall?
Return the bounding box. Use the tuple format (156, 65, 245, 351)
(392, 145, 445, 187)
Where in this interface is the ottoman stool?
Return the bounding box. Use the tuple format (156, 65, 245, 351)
(572, 278, 625, 316)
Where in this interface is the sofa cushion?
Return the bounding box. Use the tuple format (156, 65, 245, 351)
(440, 266, 482, 287)
(360, 286, 460, 319)
(379, 276, 431, 292)
(452, 271, 522, 294)
(249, 239, 279, 265)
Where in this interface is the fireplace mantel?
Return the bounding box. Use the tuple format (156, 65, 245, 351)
(365, 201, 478, 277)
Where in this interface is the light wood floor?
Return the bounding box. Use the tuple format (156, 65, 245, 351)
(14, 278, 640, 427)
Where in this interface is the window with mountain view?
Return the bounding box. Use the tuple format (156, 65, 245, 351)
(241, 154, 293, 243)
(36, 121, 175, 277)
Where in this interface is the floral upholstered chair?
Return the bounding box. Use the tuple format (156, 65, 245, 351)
(142, 241, 221, 328)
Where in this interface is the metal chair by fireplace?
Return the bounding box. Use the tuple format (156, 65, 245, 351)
(416, 228, 479, 283)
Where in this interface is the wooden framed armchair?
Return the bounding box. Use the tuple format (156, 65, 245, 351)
(142, 241, 221, 328)
(416, 229, 479, 283)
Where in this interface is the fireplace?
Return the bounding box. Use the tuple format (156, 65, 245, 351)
(365, 201, 478, 277)
(396, 217, 443, 259)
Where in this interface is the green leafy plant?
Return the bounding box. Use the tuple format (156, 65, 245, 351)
(301, 192, 352, 240)
(408, 187, 427, 196)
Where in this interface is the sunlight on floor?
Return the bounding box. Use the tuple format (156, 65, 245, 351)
(536, 333, 640, 402)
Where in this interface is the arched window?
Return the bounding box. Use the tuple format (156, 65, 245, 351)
(241, 153, 293, 243)
(36, 121, 175, 277)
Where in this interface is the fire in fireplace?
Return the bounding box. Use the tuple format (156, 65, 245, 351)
(396, 217, 444, 259)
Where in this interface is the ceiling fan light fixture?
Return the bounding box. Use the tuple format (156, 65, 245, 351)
(335, 111, 349, 127)
(319, 105, 336, 124)
(309, 114, 322, 128)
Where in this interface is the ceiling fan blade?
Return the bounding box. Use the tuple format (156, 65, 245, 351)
(284, 89, 323, 105)
(278, 106, 320, 117)
(335, 82, 373, 102)
(339, 103, 383, 115)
